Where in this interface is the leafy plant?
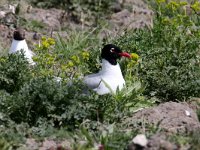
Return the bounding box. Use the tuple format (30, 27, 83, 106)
(0, 52, 32, 93)
(33, 29, 101, 79)
(1, 76, 74, 126)
(115, 0, 200, 101)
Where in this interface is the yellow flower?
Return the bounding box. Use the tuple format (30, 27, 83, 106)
(61, 65, 67, 70)
(127, 60, 137, 69)
(47, 38, 55, 45)
(131, 53, 139, 61)
(42, 41, 50, 49)
(191, 1, 200, 11)
(71, 55, 80, 64)
(48, 56, 55, 62)
(47, 60, 53, 65)
(41, 36, 46, 42)
(0, 58, 6, 62)
(32, 56, 38, 61)
(40, 37, 55, 49)
(167, 1, 180, 11)
(180, 1, 187, 6)
(67, 61, 74, 67)
(81, 51, 90, 60)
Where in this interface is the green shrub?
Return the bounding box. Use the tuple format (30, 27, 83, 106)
(0, 21, 147, 147)
(0, 75, 145, 128)
(114, 1, 200, 101)
(2, 77, 76, 126)
(0, 52, 32, 93)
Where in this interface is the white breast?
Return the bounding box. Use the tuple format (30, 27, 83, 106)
(84, 59, 125, 95)
(9, 39, 35, 65)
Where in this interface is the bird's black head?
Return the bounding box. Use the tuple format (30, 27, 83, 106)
(101, 44, 131, 65)
(13, 28, 25, 41)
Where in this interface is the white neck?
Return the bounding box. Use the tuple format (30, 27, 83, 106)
(9, 39, 29, 53)
(100, 59, 123, 76)
(9, 39, 35, 65)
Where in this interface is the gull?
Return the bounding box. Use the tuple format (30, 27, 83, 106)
(9, 28, 35, 65)
(84, 44, 131, 95)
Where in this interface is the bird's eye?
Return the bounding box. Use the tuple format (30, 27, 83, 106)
(110, 48, 115, 53)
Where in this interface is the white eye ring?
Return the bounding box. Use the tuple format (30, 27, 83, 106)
(110, 48, 115, 52)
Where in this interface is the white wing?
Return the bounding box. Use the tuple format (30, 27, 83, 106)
(83, 73, 102, 89)
(93, 79, 112, 95)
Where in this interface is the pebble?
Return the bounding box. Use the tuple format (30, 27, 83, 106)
(132, 134, 148, 147)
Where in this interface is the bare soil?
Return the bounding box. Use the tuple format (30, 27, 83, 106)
(125, 101, 200, 150)
(126, 102, 200, 134)
(0, 0, 153, 51)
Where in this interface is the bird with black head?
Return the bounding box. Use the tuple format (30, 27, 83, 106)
(9, 28, 35, 65)
(84, 44, 131, 95)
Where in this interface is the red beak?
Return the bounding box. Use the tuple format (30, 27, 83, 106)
(119, 52, 131, 58)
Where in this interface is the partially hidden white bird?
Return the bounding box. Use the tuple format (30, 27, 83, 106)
(84, 44, 131, 95)
(9, 28, 35, 65)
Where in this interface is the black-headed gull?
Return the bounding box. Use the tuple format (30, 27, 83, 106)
(84, 44, 131, 95)
(9, 28, 35, 65)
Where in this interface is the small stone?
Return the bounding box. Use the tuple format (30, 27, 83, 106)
(185, 110, 191, 117)
(8, 4, 16, 14)
(0, 11, 6, 18)
(132, 134, 148, 147)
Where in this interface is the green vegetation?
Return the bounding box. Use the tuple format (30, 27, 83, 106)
(0, 138, 11, 150)
(0, 28, 145, 149)
(115, 0, 200, 101)
(0, 52, 31, 93)
(21, 19, 46, 32)
(0, 0, 200, 149)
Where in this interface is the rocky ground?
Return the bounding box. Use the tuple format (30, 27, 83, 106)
(126, 101, 200, 134)
(0, 0, 152, 51)
(0, 0, 200, 150)
(17, 101, 200, 150)
(126, 101, 200, 150)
